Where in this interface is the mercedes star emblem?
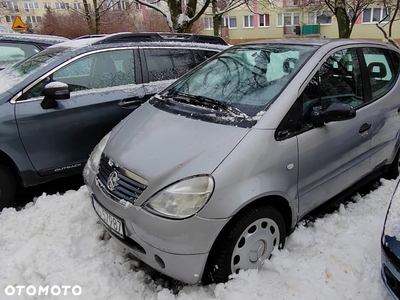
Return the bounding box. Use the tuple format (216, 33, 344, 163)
(107, 171, 119, 191)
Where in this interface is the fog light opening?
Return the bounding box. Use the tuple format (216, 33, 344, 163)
(154, 255, 165, 269)
(384, 266, 398, 290)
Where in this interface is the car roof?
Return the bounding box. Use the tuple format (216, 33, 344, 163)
(0, 33, 69, 45)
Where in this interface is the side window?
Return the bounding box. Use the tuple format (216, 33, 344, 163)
(193, 50, 218, 64)
(144, 49, 194, 82)
(302, 48, 363, 128)
(23, 50, 135, 99)
(170, 49, 194, 78)
(277, 48, 362, 139)
(362, 48, 395, 100)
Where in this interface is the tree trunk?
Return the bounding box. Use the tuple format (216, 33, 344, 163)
(335, 0, 351, 38)
(213, 15, 222, 36)
(212, 0, 221, 36)
(167, 0, 182, 32)
(83, 0, 95, 34)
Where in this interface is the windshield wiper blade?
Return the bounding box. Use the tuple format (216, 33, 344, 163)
(164, 92, 248, 119)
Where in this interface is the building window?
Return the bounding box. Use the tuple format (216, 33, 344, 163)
(43, 1, 51, 8)
(283, 0, 299, 6)
(2, 1, 18, 10)
(116, 1, 130, 10)
(73, 2, 81, 9)
(277, 12, 299, 27)
(5, 15, 16, 22)
(307, 10, 332, 24)
(363, 7, 390, 23)
(243, 15, 254, 28)
(223, 16, 237, 29)
(23, 2, 39, 12)
(204, 17, 213, 30)
(259, 14, 269, 27)
(27, 15, 42, 23)
(55, 2, 69, 9)
(135, 2, 140, 9)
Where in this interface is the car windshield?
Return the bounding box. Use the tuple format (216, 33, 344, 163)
(0, 46, 69, 95)
(168, 44, 317, 118)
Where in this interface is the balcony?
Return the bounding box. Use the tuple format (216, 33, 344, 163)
(301, 24, 320, 36)
(283, 24, 320, 37)
(283, 0, 321, 6)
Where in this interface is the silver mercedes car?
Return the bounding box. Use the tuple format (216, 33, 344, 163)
(84, 38, 400, 284)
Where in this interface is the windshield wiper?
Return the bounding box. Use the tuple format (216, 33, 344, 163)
(162, 92, 248, 119)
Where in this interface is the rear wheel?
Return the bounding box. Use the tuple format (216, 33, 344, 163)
(204, 206, 286, 284)
(0, 164, 17, 211)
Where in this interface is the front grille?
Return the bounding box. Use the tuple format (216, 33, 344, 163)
(96, 155, 147, 204)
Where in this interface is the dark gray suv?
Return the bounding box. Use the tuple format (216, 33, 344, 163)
(0, 32, 227, 210)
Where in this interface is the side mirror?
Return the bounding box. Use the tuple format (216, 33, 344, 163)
(41, 82, 70, 109)
(311, 102, 356, 126)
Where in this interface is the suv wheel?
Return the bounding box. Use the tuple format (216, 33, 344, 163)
(0, 164, 16, 211)
(204, 206, 286, 284)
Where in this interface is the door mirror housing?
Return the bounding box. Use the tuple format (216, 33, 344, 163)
(311, 102, 356, 126)
(41, 82, 70, 109)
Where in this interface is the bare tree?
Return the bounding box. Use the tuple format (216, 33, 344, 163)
(209, 0, 250, 36)
(376, 0, 400, 48)
(37, 6, 139, 38)
(323, 0, 374, 38)
(131, 0, 211, 32)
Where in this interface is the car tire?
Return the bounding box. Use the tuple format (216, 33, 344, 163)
(203, 206, 286, 284)
(384, 150, 400, 180)
(0, 164, 16, 211)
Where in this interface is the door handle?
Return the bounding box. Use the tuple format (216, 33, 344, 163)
(359, 123, 371, 133)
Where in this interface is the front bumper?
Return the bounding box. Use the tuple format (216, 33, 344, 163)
(84, 165, 229, 284)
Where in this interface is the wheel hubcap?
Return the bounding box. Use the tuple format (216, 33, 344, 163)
(231, 217, 280, 274)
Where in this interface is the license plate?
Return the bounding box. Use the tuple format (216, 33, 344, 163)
(92, 198, 125, 238)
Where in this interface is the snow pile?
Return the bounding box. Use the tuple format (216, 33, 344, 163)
(0, 180, 397, 299)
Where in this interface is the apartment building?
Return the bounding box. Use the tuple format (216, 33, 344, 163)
(1, 0, 398, 44)
(0, 0, 134, 30)
(202, 0, 400, 44)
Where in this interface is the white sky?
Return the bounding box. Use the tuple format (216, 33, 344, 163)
(0, 178, 397, 300)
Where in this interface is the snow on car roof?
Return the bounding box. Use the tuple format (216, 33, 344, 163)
(0, 33, 68, 44)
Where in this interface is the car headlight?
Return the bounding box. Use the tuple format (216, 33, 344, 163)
(85, 132, 111, 174)
(144, 175, 214, 219)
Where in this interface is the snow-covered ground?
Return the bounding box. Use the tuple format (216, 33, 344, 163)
(0, 178, 397, 300)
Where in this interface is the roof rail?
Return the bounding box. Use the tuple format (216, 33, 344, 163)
(74, 34, 106, 40)
(93, 32, 228, 45)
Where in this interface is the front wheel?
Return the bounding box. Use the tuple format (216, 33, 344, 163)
(204, 206, 286, 284)
(0, 164, 17, 211)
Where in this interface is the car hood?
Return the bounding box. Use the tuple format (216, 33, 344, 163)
(104, 102, 250, 205)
